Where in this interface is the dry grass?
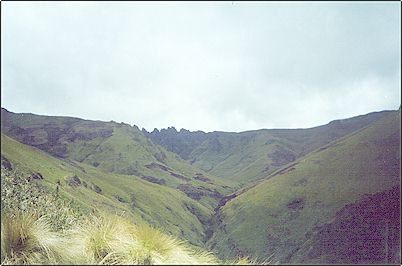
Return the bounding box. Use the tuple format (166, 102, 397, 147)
(1, 211, 266, 265)
(64, 214, 220, 265)
(1, 211, 271, 265)
(1, 212, 68, 264)
(0, 168, 265, 265)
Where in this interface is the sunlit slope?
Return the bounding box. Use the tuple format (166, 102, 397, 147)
(1, 133, 214, 246)
(1, 108, 235, 207)
(147, 111, 391, 184)
(207, 110, 400, 263)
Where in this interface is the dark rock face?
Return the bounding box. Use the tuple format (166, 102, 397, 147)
(26, 172, 44, 182)
(145, 162, 191, 181)
(1, 155, 12, 170)
(145, 162, 172, 172)
(139, 175, 166, 185)
(1, 109, 114, 159)
(215, 193, 237, 211)
(67, 128, 113, 142)
(169, 172, 191, 181)
(7, 125, 27, 135)
(193, 173, 212, 183)
(268, 147, 296, 167)
(115, 195, 127, 203)
(287, 198, 305, 210)
(293, 186, 401, 264)
(177, 183, 222, 201)
(31, 172, 44, 180)
(92, 184, 102, 194)
(144, 127, 208, 160)
(36, 143, 68, 158)
(68, 175, 81, 187)
(177, 184, 204, 200)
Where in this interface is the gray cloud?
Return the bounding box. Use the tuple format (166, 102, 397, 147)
(1, 2, 400, 132)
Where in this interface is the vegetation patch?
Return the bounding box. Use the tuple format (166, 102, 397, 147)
(170, 172, 191, 181)
(292, 186, 401, 264)
(28, 172, 44, 181)
(68, 175, 81, 187)
(267, 147, 296, 167)
(193, 173, 212, 183)
(139, 175, 166, 185)
(269, 162, 299, 177)
(91, 183, 102, 194)
(292, 177, 308, 187)
(286, 198, 305, 210)
(115, 195, 128, 203)
(177, 184, 222, 201)
(177, 184, 205, 200)
(145, 162, 172, 172)
(1, 154, 12, 170)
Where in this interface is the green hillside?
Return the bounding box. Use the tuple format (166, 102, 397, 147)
(1, 160, 254, 265)
(291, 186, 400, 264)
(146, 111, 392, 184)
(1, 108, 235, 209)
(1, 108, 400, 264)
(0, 133, 215, 247)
(207, 110, 400, 263)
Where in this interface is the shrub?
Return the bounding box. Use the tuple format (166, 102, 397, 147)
(115, 195, 127, 203)
(1, 168, 84, 232)
(68, 175, 81, 187)
(91, 184, 102, 194)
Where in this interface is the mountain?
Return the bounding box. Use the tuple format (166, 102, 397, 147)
(0, 107, 239, 248)
(291, 186, 400, 264)
(142, 127, 209, 160)
(1, 107, 400, 264)
(145, 110, 393, 184)
(206, 110, 400, 264)
(1, 108, 235, 208)
(1, 133, 213, 246)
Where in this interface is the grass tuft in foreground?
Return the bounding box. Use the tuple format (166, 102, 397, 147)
(1, 212, 265, 265)
(1, 212, 68, 264)
(0, 165, 268, 265)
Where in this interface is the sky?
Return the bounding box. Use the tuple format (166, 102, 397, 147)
(1, 1, 401, 132)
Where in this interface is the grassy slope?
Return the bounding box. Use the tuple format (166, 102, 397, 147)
(1, 108, 235, 208)
(291, 186, 400, 264)
(207, 110, 400, 263)
(148, 111, 391, 184)
(1, 133, 214, 247)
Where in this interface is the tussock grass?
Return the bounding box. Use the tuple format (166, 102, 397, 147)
(1, 212, 67, 264)
(0, 166, 265, 265)
(64, 214, 130, 264)
(65, 215, 220, 265)
(1, 211, 264, 265)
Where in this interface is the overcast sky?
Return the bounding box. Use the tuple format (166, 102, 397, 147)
(1, 1, 400, 132)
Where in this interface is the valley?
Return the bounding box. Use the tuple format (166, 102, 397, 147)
(1, 107, 400, 264)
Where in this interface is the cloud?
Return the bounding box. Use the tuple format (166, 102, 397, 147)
(1, 2, 400, 132)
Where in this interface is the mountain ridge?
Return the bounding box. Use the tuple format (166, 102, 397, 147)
(1, 106, 400, 264)
(206, 109, 400, 263)
(145, 109, 395, 184)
